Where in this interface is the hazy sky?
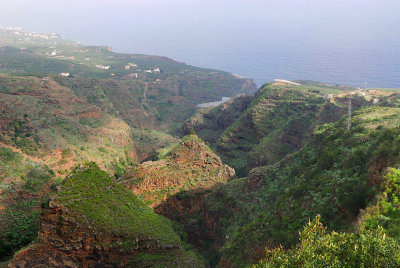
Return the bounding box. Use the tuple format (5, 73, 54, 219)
(1, 0, 400, 86)
(2, 0, 398, 49)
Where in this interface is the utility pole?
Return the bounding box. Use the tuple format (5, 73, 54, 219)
(347, 96, 352, 131)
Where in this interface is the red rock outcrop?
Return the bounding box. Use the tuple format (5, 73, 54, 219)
(122, 135, 235, 208)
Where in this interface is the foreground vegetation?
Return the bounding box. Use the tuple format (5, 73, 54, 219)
(255, 216, 400, 267)
(0, 147, 54, 261)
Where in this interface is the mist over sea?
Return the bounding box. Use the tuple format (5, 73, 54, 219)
(1, 0, 399, 88)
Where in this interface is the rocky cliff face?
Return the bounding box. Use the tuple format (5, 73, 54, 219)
(9, 163, 204, 268)
(10, 203, 201, 268)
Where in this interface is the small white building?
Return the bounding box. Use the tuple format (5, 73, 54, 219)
(153, 67, 160, 73)
(144, 70, 152, 73)
(96, 64, 110, 70)
(125, 65, 130, 70)
(51, 50, 57, 56)
(128, 73, 138, 78)
(129, 62, 137, 67)
(58, 72, 70, 77)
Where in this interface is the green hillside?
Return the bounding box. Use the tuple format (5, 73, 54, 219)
(216, 83, 370, 176)
(0, 28, 257, 133)
(204, 105, 400, 266)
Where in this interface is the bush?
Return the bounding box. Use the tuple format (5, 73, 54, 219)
(254, 216, 400, 267)
(23, 167, 52, 193)
(98, 147, 107, 153)
(0, 147, 22, 163)
(78, 117, 102, 128)
(113, 157, 128, 179)
(360, 168, 400, 241)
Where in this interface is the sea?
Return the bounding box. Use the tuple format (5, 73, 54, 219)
(1, 0, 400, 89)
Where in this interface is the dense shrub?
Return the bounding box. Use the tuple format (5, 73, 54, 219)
(360, 168, 400, 241)
(0, 199, 40, 261)
(254, 216, 400, 267)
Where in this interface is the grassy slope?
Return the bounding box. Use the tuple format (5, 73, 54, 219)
(59, 163, 204, 267)
(56, 162, 181, 244)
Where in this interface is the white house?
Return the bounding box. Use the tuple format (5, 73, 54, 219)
(58, 73, 70, 77)
(96, 64, 111, 70)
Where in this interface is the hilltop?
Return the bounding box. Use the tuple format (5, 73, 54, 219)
(121, 134, 235, 208)
(9, 162, 205, 267)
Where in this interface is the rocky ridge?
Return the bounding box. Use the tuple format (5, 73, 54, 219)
(122, 134, 235, 208)
(216, 83, 371, 176)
